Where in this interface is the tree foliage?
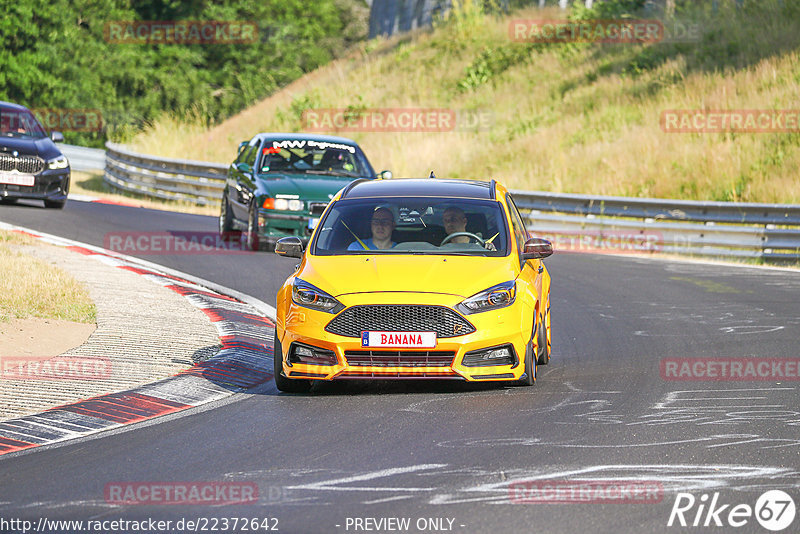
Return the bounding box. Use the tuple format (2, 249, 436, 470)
(0, 0, 368, 146)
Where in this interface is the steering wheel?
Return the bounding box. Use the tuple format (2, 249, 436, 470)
(440, 232, 486, 246)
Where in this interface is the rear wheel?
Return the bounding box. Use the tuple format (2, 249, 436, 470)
(0, 198, 18, 205)
(273, 331, 312, 393)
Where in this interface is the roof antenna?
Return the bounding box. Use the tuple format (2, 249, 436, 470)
(428, 171, 436, 179)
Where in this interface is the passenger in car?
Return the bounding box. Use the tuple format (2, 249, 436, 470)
(347, 206, 397, 250)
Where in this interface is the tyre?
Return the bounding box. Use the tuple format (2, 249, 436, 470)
(515, 320, 537, 386)
(0, 197, 18, 205)
(536, 311, 551, 365)
(44, 199, 66, 209)
(218, 191, 238, 241)
(245, 203, 262, 251)
(273, 331, 312, 393)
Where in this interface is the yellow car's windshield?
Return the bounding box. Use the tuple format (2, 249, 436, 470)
(312, 197, 510, 256)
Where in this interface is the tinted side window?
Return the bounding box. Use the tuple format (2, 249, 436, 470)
(245, 142, 258, 167)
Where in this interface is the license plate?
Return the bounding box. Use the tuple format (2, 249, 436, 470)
(361, 331, 437, 348)
(308, 218, 319, 230)
(0, 172, 35, 187)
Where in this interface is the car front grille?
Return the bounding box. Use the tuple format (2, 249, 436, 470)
(344, 350, 456, 367)
(325, 305, 475, 338)
(0, 153, 44, 174)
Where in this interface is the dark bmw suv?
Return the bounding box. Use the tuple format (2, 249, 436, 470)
(0, 101, 69, 209)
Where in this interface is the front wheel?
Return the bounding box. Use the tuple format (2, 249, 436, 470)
(44, 199, 66, 209)
(273, 331, 312, 393)
(514, 320, 537, 386)
(536, 311, 551, 365)
(219, 191, 238, 241)
(245, 203, 262, 251)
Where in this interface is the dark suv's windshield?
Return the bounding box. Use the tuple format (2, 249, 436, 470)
(258, 139, 374, 178)
(0, 108, 47, 139)
(313, 197, 510, 256)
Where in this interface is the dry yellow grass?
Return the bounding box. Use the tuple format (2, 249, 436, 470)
(0, 231, 97, 324)
(130, 2, 800, 203)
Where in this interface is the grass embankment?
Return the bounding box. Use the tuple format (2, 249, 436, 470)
(130, 0, 800, 203)
(70, 172, 219, 216)
(0, 231, 96, 323)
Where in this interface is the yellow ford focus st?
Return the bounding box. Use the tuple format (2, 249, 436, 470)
(273, 178, 553, 392)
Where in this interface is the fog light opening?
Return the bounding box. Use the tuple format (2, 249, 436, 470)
(462, 344, 516, 367)
(288, 343, 337, 366)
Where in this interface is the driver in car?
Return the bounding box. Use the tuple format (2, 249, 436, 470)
(442, 207, 497, 250)
(348, 206, 396, 250)
(443, 207, 470, 244)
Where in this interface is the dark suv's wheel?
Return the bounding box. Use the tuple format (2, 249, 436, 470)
(44, 199, 66, 209)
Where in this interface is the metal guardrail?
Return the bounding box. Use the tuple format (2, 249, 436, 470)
(104, 143, 227, 206)
(103, 143, 800, 261)
(513, 191, 800, 260)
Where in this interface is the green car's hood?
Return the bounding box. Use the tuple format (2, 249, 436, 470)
(257, 172, 361, 201)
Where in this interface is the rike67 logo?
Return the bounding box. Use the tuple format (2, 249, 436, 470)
(668, 490, 796, 531)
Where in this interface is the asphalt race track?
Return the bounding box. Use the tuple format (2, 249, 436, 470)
(1, 199, 799, 533)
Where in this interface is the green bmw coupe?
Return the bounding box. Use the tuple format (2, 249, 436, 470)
(220, 133, 389, 250)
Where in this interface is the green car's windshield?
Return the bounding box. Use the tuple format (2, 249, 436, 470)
(259, 139, 373, 178)
(313, 197, 510, 256)
(0, 109, 47, 139)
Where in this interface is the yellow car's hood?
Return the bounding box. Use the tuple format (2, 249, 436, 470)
(300, 254, 518, 298)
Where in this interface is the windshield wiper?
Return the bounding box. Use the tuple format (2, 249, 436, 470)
(303, 170, 361, 177)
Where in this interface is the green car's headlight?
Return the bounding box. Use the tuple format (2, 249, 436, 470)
(457, 281, 516, 314)
(47, 155, 69, 170)
(292, 278, 345, 314)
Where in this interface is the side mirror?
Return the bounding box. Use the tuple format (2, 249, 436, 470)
(236, 162, 252, 174)
(275, 236, 304, 258)
(237, 141, 248, 155)
(379, 170, 393, 179)
(522, 237, 553, 260)
(51, 131, 64, 143)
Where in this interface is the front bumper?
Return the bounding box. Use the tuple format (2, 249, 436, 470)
(277, 292, 533, 382)
(257, 208, 322, 244)
(0, 168, 70, 201)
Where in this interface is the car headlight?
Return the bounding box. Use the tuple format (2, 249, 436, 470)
(291, 278, 345, 314)
(457, 281, 516, 314)
(264, 198, 304, 211)
(47, 156, 69, 170)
